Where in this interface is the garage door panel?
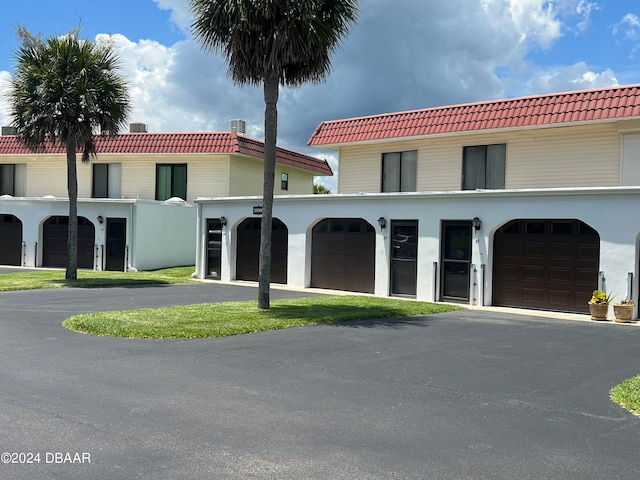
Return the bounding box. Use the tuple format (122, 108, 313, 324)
(494, 219, 599, 314)
(521, 288, 546, 307)
(548, 267, 571, 282)
(236, 218, 287, 284)
(549, 244, 573, 259)
(499, 243, 522, 258)
(312, 218, 375, 294)
(522, 243, 546, 258)
(522, 265, 545, 281)
(0, 215, 22, 266)
(42, 216, 94, 269)
(577, 245, 599, 258)
(547, 290, 572, 307)
(495, 264, 520, 281)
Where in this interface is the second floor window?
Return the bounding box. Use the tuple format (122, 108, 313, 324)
(382, 150, 417, 192)
(156, 164, 187, 201)
(92, 163, 121, 198)
(281, 172, 289, 190)
(0, 164, 15, 195)
(462, 144, 506, 190)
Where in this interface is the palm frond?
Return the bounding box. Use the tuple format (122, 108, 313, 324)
(189, 0, 359, 87)
(7, 27, 131, 158)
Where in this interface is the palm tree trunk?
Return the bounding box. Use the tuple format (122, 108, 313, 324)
(66, 136, 78, 280)
(258, 73, 279, 309)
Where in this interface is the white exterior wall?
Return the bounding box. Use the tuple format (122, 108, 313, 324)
(196, 188, 640, 317)
(228, 156, 318, 196)
(96, 154, 231, 201)
(0, 197, 195, 271)
(131, 201, 197, 270)
(0, 153, 233, 201)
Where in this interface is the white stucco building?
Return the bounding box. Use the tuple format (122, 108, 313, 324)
(0, 124, 331, 271)
(194, 84, 640, 318)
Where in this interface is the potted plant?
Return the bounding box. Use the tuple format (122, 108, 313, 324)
(613, 299, 634, 323)
(588, 290, 613, 321)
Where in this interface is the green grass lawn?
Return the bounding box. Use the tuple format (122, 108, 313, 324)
(63, 296, 463, 339)
(0, 266, 195, 291)
(610, 375, 640, 416)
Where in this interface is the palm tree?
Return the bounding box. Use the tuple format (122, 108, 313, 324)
(314, 182, 332, 194)
(8, 28, 130, 280)
(190, 0, 359, 309)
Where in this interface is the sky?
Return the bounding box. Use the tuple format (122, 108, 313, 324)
(0, 0, 639, 192)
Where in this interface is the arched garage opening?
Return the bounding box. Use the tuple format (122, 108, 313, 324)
(0, 214, 23, 266)
(42, 216, 95, 269)
(236, 218, 288, 284)
(311, 218, 375, 293)
(493, 219, 599, 314)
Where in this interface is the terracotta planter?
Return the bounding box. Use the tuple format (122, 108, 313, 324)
(588, 303, 609, 321)
(613, 305, 633, 323)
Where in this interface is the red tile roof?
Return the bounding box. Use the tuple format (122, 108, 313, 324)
(0, 131, 332, 175)
(308, 84, 640, 147)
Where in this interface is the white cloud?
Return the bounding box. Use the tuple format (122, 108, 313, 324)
(574, 1, 599, 33)
(152, 0, 192, 33)
(523, 62, 618, 94)
(612, 13, 640, 59)
(502, 0, 562, 48)
(613, 13, 640, 42)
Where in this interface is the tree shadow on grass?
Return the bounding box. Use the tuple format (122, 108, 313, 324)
(47, 279, 172, 288)
(267, 303, 456, 329)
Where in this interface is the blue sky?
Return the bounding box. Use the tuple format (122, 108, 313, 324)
(1, 0, 640, 191)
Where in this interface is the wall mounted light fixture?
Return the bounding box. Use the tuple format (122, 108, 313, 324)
(220, 216, 227, 226)
(377, 217, 387, 229)
(97, 215, 104, 224)
(472, 217, 482, 231)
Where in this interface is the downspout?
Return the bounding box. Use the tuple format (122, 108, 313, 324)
(129, 202, 135, 271)
(195, 201, 203, 279)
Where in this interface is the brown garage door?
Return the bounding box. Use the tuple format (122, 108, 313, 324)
(42, 216, 95, 269)
(0, 214, 22, 266)
(236, 218, 288, 284)
(493, 219, 599, 313)
(311, 218, 375, 293)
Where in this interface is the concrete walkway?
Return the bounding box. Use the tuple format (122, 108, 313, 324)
(0, 282, 639, 479)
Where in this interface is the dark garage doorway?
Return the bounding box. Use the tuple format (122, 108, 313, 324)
(42, 216, 95, 269)
(311, 218, 375, 293)
(493, 219, 600, 314)
(0, 214, 23, 266)
(236, 218, 288, 284)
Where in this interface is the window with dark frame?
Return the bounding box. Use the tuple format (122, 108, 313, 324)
(92, 163, 122, 198)
(462, 143, 506, 190)
(0, 164, 15, 196)
(281, 172, 289, 190)
(382, 150, 417, 192)
(92, 164, 109, 198)
(156, 164, 187, 201)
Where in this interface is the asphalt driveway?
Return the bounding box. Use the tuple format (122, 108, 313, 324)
(0, 283, 639, 479)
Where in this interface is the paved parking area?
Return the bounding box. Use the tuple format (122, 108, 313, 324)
(0, 283, 639, 479)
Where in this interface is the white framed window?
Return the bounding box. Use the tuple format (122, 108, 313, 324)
(462, 144, 506, 190)
(281, 172, 289, 190)
(0, 164, 26, 196)
(382, 150, 417, 192)
(92, 163, 121, 198)
(156, 164, 187, 201)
